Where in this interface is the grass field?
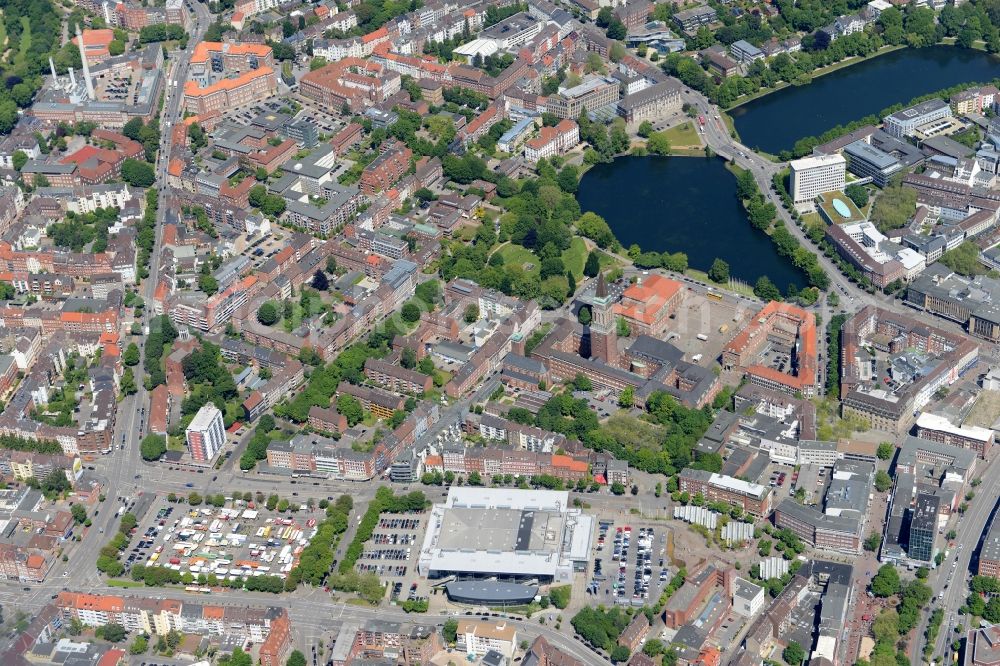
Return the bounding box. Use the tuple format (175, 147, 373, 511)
(0, 13, 8, 62)
(598, 251, 619, 269)
(13, 17, 29, 71)
(967, 390, 1000, 428)
(661, 122, 701, 148)
(562, 237, 587, 279)
(167, 435, 184, 452)
(498, 239, 618, 281)
(498, 243, 540, 276)
(454, 224, 478, 242)
(107, 579, 145, 588)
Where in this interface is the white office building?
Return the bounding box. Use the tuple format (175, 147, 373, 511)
(185, 403, 226, 463)
(790, 154, 846, 212)
(732, 577, 766, 617)
(883, 99, 952, 139)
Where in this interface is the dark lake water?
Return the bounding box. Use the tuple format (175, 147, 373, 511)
(729, 45, 1000, 154)
(576, 155, 803, 288)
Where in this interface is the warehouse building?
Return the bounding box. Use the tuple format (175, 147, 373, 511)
(417, 488, 594, 583)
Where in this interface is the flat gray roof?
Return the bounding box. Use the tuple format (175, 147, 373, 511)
(445, 581, 539, 603)
(436, 507, 558, 552)
(844, 140, 900, 170)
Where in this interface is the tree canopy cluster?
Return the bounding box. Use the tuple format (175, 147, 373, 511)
(274, 333, 392, 424)
(0, 0, 64, 134)
(860, 572, 933, 666)
(179, 341, 238, 418)
(571, 606, 634, 653)
(438, 159, 593, 310)
(285, 495, 353, 589)
(135, 188, 159, 281)
(939, 242, 988, 277)
(143, 315, 178, 390)
(48, 207, 117, 253)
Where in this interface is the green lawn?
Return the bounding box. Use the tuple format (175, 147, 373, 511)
(0, 13, 8, 62)
(499, 240, 617, 281)
(498, 244, 540, 276)
(598, 251, 618, 269)
(107, 579, 145, 588)
(13, 17, 29, 71)
(661, 122, 700, 148)
(561, 237, 587, 280)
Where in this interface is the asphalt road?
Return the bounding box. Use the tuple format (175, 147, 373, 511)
(0, 581, 604, 665)
(912, 453, 1000, 665)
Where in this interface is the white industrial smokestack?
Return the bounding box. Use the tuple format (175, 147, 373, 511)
(75, 24, 96, 101)
(69, 67, 77, 89)
(49, 57, 58, 83)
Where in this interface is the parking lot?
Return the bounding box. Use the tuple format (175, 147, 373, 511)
(355, 512, 428, 605)
(589, 520, 671, 607)
(125, 495, 325, 583)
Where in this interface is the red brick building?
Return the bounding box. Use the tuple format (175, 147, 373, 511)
(360, 140, 412, 196)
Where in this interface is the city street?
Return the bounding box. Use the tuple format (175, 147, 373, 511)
(912, 454, 1000, 664)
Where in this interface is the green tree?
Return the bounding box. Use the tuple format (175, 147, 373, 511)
(102, 623, 127, 643)
(871, 564, 901, 598)
(129, 634, 148, 654)
(637, 121, 654, 138)
(11, 150, 27, 171)
(140, 434, 166, 461)
(443, 619, 458, 643)
(584, 250, 601, 277)
(121, 159, 155, 187)
(549, 585, 571, 609)
(783, 642, 804, 666)
(557, 166, 579, 193)
(257, 302, 280, 326)
(708, 258, 730, 283)
(747, 198, 777, 230)
(198, 274, 218, 296)
(287, 651, 307, 666)
(870, 181, 916, 233)
(876, 442, 894, 460)
(401, 302, 421, 323)
(736, 169, 758, 201)
(939, 242, 987, 277)
(576, 212, 615, 248)
(646, 131, 671, 155)
(463, 303, 480, 323)
(753, 276, 781, 301)
(874, 470, 892, 492)
(337, 394, 364, 426)
(312, 270, 329, 291)
(123, 343, 140, 366)
(864, 533, 882, 552)
(578, 306, 592, 325)
(846, 183, 869, 208)
(120, 367, 137, 396)
(218, 647, 253, 666)
(618, 386, 634, 408)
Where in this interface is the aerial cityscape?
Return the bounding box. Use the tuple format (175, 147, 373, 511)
(5, 0, 1000, 665)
